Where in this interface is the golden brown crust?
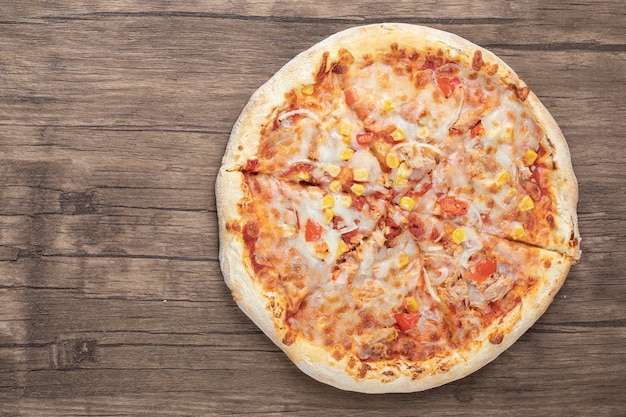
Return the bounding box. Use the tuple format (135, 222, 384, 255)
(216, 23, 579, 393)
(525, 92, 581, 261)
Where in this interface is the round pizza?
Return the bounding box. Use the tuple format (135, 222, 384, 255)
(216, 23, 580, 393)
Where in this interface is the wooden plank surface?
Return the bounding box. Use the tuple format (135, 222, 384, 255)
(1, 1, 624, 415)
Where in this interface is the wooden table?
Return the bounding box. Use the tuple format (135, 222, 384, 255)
(1, 1, 624, 415)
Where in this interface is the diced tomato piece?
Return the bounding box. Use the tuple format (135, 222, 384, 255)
(304, 219, 323, 242)
(435, 75, 460, 98)
(394, 312, 420, 332)
(465, 260, 498, 283)
(344, 88, 358, 107)
(440, 196, 469, 216)
(470, 121, 484, 138)
(356, 132, 372, 147)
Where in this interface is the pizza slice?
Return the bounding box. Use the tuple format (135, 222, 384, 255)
(402, 86, 580, 260)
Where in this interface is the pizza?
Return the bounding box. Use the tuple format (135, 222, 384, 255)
(216, 23, 580, 393)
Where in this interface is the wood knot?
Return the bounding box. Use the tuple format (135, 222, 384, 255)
(51, 339, 98, 370)
(59, 191, 96, 215)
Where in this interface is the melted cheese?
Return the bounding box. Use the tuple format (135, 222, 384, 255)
(237, 41, 569, 365)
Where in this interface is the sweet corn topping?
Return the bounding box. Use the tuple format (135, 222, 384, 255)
(337, 239, 349, 256)
(524, 149, 538, 166)
(383, 99, 396, 112)
(390, 128, 405, 142)
(321, 194, 335, 209)
(339, 148, 354, 161)
(404, 296, 419, 313)
(350, 183, 365, 196)
(519, 195, 535, 212)
(510, 224, 525, 239)
(393, 177, 408, 187)
(280, 224, 297, 237)
(386, 152, 400, 169)
(398, 252, 409, 268)
(452, 227, 466, 244)
(386, 328, 399, 341)
(301, 84, 314, 95)
(329, 180, 342, 193)
(295, 171, 311, 182)
(489, 169, 511, 192)
(399, 196, 415, 211)
(337, 120, 351, 136)
(497, 170, 511, 186)
(506, 187, 517, 198)
(397, 162, 413, 179)
(341, 195, 352, 207)
(326, 164, 341, 177)
(323, 208, 334, 223)
(341, 134, 352, 144)
(353, 168, 368, 182)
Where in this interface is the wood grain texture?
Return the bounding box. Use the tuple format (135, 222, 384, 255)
(1, 0, 625, 415)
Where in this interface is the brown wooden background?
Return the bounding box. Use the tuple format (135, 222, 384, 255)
(1, 1, 624, 415)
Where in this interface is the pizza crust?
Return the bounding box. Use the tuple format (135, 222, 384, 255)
(216, 23, 578, 393)
(525, 92, 581, 261)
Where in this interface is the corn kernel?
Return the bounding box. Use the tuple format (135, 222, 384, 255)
(397, 162, 413, 179)
(350, 183, 364, 196)
(391, 128, 405, 142)
(341, 134, 352, 144)
(353, 168, 368, 182)
(280, 224, 297, 237)
(386, 328, 399, 341)
(399, 196, 415, 211)
(337, 120, 351, 136)
(323, 208, 334, 223)
(301, 84, 314, 95)
(404, 296, 419, 313)
(489, 169, 511, 192)
(329, 180, 342, 193)
(452, 227, 466, 244)
(295, 171, 311, 182)
(524, 149, 538, 166)
(497, 170, 511, 186)
(506, 187, 517, 198)
(341, 195, 352, 207)
(383, 99, 396, 112)
(386, 152, 400, 169)
(337, 239, 349, 256)
(339, 148, 354, 161)
(321, 194, 335, 209)
(326, 164, 341, 177)
(510, 224, 525, 239)
(398, 252, 409, 268)
(519, 195, 535, 212)
(393, 176, 408, 187)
